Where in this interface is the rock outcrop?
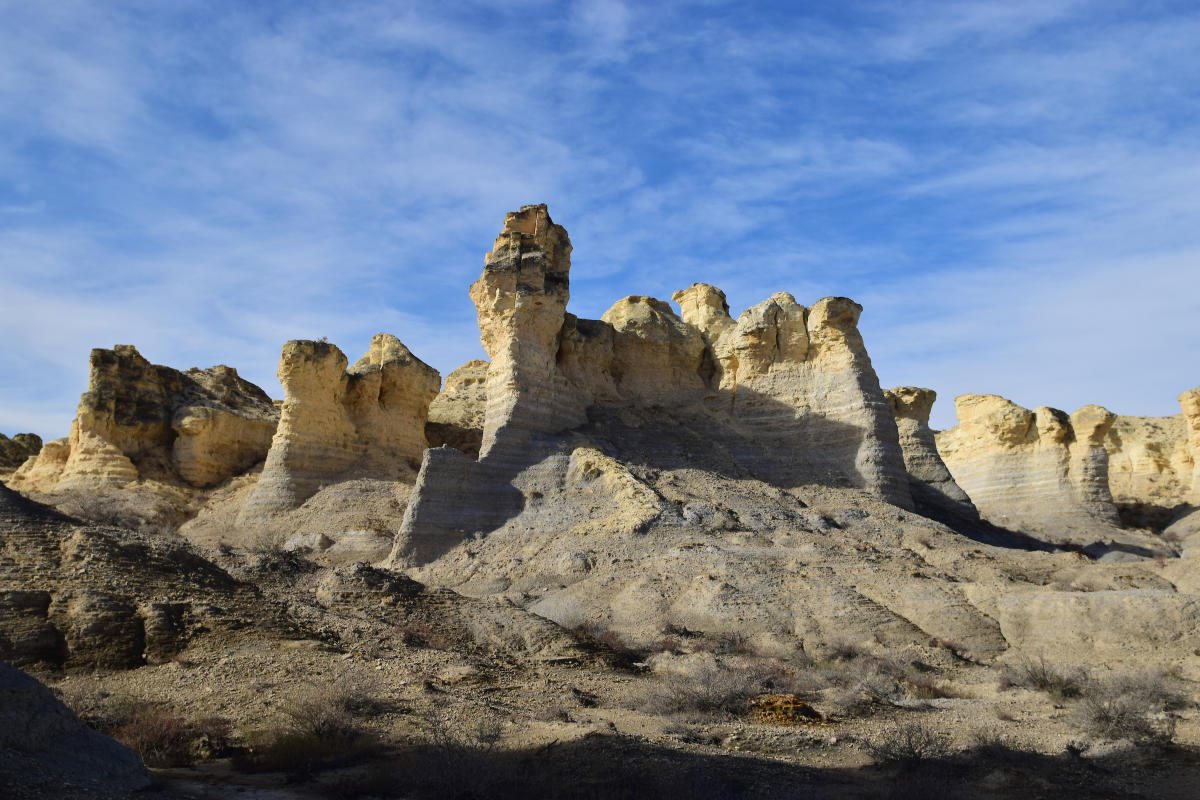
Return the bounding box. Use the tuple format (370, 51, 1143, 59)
(0, 660, 150, 794)
(1097, 387, 1200, 530)
(936, 394, 1123, 541)
(0, 484, 286, 669)
(883, 386, 978, 524)
(1181, 387, 1200, 502)
(239, 334, 440, 521)
(6, 346, 278, 492)
(391, 204, 911, 566)
(426, 359, 489, 458)
(676, 283, 910, 504)
(0, 433, 41, 471)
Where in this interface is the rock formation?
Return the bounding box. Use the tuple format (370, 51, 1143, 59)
(6, 346, 278, 492)
(0, 660, 150, 793)
(391, 204, 912, 566)
(676, 283, 910, 504)
(426, 359, 488, 458)
(0, 432, 41, 471)
(883, 386, 978, 524)
(0, 483, 286, 669)
(239, 334, 440, 521)
(1181, 387, 1200, 502)
(936, 394, 1123, 541)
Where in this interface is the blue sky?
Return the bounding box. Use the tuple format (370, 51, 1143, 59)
(2, 0, 1198, 438)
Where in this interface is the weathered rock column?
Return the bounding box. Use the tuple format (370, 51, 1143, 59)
(885, 386, 977, 521)
(469, 204, 580, 458)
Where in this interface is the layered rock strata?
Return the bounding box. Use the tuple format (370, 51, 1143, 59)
(6, 346, 278, 491)
(392, 204, 911, 566)
(239, 334, 440, 520)
(883, 386, 978, 523)
(1181, 387, 1200, 502)
(0, 484, 286, 669)
(675, 284, 910, 504)
(1098, 386, 1200, 529)
(936, 394, 1122, 540)
(426, 359, 488, 458)
(0, 433, 41, 471)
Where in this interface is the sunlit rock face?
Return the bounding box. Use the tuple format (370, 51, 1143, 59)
(239, 334, 440, 521)
(7, 346, 277, 492)
(884, 386, 978, 524)
(390, 204, 912, 567)
(936, 394, 1123, 541)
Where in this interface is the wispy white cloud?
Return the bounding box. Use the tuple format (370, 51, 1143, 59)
(1, 0, 1197, 441)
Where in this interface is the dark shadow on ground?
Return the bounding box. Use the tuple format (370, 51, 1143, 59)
(275, 733, 1200, 800)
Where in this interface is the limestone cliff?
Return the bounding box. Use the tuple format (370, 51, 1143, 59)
(391, 204, 912, 566)
(1100, 387, 1200, 529)
(1181, 387, 1200, 502)
(426, 359, 489, 458)
(6, 346, 278, 492)
(936, 394, 1122, 541)
(883, 386, 977, 524)
(239, 334, 440, 521)
(676, 284, 910, 505)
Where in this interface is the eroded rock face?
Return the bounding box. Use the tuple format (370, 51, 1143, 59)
(676, 284, 910, 506)
(0, 433, 41, 471)
(471, 204, 578, 458)
(884, 386, 977, 523)
(6, 346, 278, 492)
(1104, 413, 1192, 528)
(0, 484, 280, 669)
(936, 394, 1122, 541)
(240, 334, 440, 520)
(426, 359, 489, 458)
(1181, 387, 1200, 502)
(392, 205, 912, 566)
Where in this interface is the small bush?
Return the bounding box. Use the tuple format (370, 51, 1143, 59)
(1073, 671, 1185, 744)
(236, 682, 378, 776)
(111, 709, 195, 767)
(825, 638, 870, 662)
(397, 619, 451, 650)
(997, 657, 1086, 701)
(638, 661, 811, 717)
(866, 722, 952, 765)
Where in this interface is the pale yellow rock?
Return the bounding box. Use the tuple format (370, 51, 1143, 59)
(393, 206, 915, 567)
(1104, 413, 1191, 527)
(1181, 387, 1200, 501)
(240, 334, 439, 521)
(426, 359, 489, 458)
(7, 438, 71, 492)
(884, 387, 977, 522)
(6, 346, 278, 493)
(937, 395, 1122, 540)
(600, 296, 708, 405)
(470, 204, 579, 459)
(675, 284, 910, 506)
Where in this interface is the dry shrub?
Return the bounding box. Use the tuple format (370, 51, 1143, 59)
(396, 619, 450, 650)
(866, 721, 952, 765)
(111, 709, 195, 767)
(997, 657, 1087, 701)
(638, 660, 814, 717)
(1073, 670, 1186, 744)
(825, 638, 871, 662)
(236, 681, 379, 776)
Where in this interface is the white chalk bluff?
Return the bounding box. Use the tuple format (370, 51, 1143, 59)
(389, 204, 915, 566)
